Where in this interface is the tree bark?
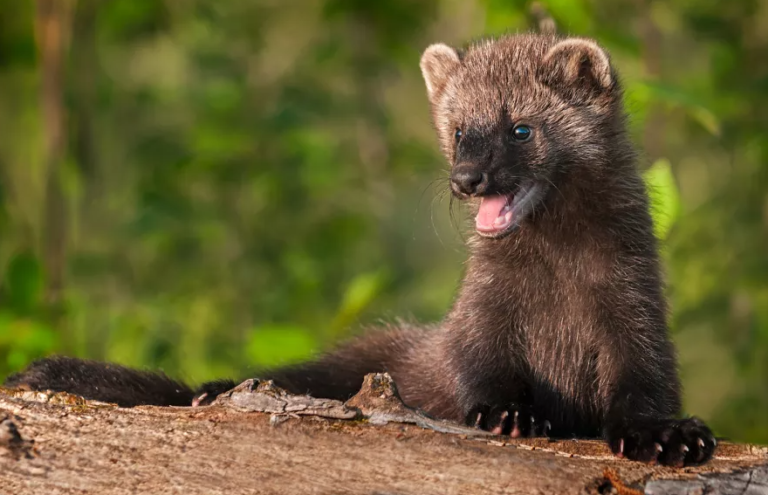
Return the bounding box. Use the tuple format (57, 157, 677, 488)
(0, 375, 766, 495)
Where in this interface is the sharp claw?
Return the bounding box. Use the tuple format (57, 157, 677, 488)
(544, 420, 552, 434)
(506, 410, 521, 437)
(492, 411, 509, 435)
(698, 438, 705, 448)
(618, 438, 625, 457)
(712, 438, 717, 447)
(474, 413, 483, 428)
(191, 392, 208, 407)
(681, 444, 690, 453)
(655, 443, 663, 453)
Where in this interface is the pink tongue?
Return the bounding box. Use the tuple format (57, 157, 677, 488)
(475, 195, 509, 231)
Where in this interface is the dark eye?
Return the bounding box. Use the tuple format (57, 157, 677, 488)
(512, 125, 532, 141)
(454, 128, 463, 142)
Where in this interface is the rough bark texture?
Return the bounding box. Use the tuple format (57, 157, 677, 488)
(0, 374, 765, 495)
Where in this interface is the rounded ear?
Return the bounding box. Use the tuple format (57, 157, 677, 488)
(420, 43, 460, 102)
(539, 38, 615, 100)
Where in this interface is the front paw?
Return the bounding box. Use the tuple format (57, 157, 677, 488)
(465, 403, 551, 438)
(606, 416, 716, 466)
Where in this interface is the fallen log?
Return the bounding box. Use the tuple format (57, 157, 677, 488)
(0, 373, 765, 494)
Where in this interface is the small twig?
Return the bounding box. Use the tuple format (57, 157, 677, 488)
(530, 2, 557, 35)
(603, 468, 644, 495)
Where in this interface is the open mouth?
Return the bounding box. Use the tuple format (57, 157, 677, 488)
(474, 181, 546, 238)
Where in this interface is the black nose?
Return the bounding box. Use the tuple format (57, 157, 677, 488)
(451, 167, 488, 196)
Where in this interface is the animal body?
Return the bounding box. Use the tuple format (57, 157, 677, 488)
(5, 32, 716, 466)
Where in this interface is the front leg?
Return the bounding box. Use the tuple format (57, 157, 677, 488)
(594, 260, 718, 466)
(598, 325, 717, 466)
(445, 279, 550, 438)
(451, 348, 550, 438)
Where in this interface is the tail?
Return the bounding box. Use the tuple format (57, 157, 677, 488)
(260, 324, 421, 400)
(3, 324, 426, 407)
(4, 356, 198, 407)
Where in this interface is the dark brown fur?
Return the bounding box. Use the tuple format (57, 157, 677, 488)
(5, 33, 715, 466)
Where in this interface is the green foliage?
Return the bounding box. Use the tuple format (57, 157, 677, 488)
(541, 0, 594, 33)
(0, 251, 58, 371)
(3, 252, 44, 315)
(0, 0, 765, 444)
(635, 81, 722, 137)
(0, 316, 58, 372)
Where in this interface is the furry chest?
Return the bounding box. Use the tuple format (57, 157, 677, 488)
(519, 288, 603, 426)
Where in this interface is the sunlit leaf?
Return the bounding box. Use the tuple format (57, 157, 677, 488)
(688, 106, 721, 137)
(643, 158, 681, 240)
(245, 324, 317, 368)
(330, 270, 388, 337)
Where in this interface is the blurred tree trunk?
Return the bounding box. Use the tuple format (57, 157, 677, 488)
(35, 0, 75, 310)
(71, 0, 98, 199)
(638, 0, 665, 165)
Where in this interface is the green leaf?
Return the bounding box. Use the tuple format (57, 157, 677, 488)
(643, 158, 681, 240)
(339, 271, 386, 317)
(245, 324, 317, 368)
(330, 270, 388, 337)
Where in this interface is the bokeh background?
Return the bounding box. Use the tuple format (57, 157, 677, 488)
(0, 0, 766, 443)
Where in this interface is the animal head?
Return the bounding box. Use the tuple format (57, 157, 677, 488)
(420, 34, 624, 238)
